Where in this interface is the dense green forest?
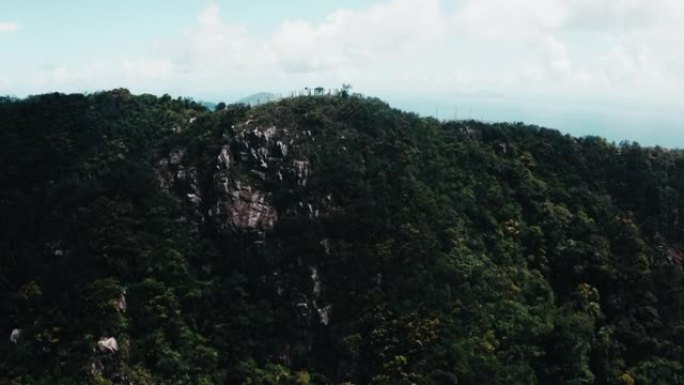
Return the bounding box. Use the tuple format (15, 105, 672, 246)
(2, 89, 684, 384)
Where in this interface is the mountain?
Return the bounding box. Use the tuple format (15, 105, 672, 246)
(198, 100, 218, 111)
(236, 92, 280, 106)
(1, 89, 684, 384)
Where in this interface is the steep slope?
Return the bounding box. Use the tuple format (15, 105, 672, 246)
(1, 90, 684, 384)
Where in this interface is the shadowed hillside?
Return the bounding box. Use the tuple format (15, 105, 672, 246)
(1, 89, 684, 384)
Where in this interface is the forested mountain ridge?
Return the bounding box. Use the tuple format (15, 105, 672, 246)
(1, 89, 684, 384)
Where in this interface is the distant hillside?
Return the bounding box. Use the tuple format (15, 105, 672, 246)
(236, 92, 279, 106)
(198, 100, 217, 111)
(2, 89, 684, 384)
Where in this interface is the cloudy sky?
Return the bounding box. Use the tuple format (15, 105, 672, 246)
(1, 0, 683, 146)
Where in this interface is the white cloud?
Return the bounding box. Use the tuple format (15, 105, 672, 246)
(600, 45, 662, 84)
(141, 0, 448, 81)
(544, 35, 572, 73)
(454, 0, 566, 38)
(9, 0, 684, 111)
(449, 0, 684, 100)
(172, 3, 259, 72)
(563, 0, 680, 30)
(113, 0, 451, 94)
(453, 0, 684, 37)
(0, 22, 18, 32)
(121, 59, 174, 79)
(271, 0, 446, 72)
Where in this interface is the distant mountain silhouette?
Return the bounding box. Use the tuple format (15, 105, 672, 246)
(236, 92, 279, 106)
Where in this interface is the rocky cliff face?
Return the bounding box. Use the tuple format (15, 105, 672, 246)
(211, 122, 282, 233)
(155, 116, 328, 289)
(157, 119, 314, 234)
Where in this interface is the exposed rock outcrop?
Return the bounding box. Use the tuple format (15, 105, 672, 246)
(210, 180, 277, 231)
(97, 337, 118, 353)
(159, 119, 318, 238)
(291, 160, 310, 187)
(10, 328, 21, 344)
(217, 145, 231, 170)
(111, 290, 127, 313)
(208, 120, 312, 234)
(309, 266, 331, 326)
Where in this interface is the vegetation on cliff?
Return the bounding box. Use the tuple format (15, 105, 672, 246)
(1, 89, 684, 384)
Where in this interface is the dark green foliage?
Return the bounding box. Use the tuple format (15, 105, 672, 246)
(1, 90, 684, 384)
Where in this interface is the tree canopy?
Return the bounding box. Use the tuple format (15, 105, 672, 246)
(1, 90, 684, 384)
